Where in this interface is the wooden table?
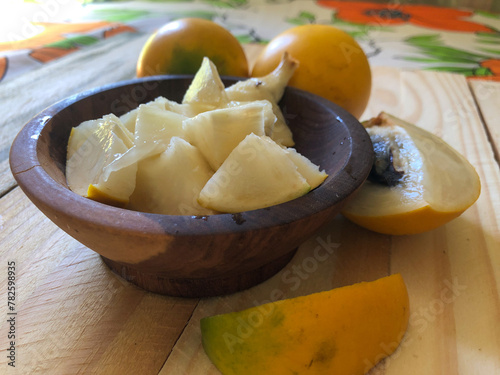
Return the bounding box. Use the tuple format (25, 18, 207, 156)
(0, 33, 499, 374)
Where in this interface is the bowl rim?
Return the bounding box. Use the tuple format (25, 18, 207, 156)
(10, 75, 373, 237)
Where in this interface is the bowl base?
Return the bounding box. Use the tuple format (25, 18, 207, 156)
(101, 249, 297, 298)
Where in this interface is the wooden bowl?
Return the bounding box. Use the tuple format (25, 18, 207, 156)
(10, 76, 373, 298)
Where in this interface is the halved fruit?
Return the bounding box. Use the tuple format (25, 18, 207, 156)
(198, 133, 311, 213)
(201, 273, 410, 375)
(341, 112, 481, 235)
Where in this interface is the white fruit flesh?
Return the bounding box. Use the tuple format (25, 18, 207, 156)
(183, 57, 228, 107)
(183, 101, 274, 170)
(342, 112, 481, 217)
(67, 56, 328, 215)
(134, 103, 186, 147)
(224, 53, 298, 147)
(128, 137, 216, 215)
(198, 134, 311, 213)
(66, 115, 134, 199)
(285, 148, 328, 189)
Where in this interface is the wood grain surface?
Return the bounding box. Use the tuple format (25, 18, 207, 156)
(0, 42, 499, 374)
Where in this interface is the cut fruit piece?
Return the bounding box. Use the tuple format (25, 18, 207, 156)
(66, 115, 134, 201)
(201, 273, 410, 375)
(225, 52, 298, 104)
(182, 56, 228, 108)
(87, 156, 138, 208)
(225, 53, 298, 147)
(224, 100, 277, 137)
(119, 97, 170, 133)
(67, 114, 133, 160)
(183, 101, 274, 170)
(198, 133, 310, 213)
(134, 103, 186, 147)
(128, 137, 216, 215)
(285, 147, 328, 189)
(342, 112, 481, 235)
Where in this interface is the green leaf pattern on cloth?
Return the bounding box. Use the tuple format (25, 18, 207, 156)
(1, 0, 500, 82)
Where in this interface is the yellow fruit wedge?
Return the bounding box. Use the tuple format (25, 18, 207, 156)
(342, 112, 481, 235)
(198, 133, 310, 213)
(201, 274, 410, 375)
(183, 101, 274, 170)
(128, 137, 216, 215)
(182, 56, 228, 107)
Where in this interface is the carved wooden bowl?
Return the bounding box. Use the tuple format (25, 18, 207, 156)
(10, 76, 373, 298)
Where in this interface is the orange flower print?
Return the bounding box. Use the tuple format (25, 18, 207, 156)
(0, 57, 6, 81)
(481, 59, 500, 76)
(103, 25, 136, 39)
(29, 46, 79, 64)
(469, 59, 500, 81)
(318, 1, 494, 33)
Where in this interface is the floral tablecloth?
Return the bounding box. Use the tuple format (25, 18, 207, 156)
(2, 0, 499, 83)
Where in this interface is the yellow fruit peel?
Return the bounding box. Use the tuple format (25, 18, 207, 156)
(87, 184, 128, 208)
(201, 274, 410, 375)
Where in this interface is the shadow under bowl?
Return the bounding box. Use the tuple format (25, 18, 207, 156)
(9, 76, 373, 298)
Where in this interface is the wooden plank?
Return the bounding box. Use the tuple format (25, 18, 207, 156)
(469, 79, 500, 164)
(0, 188, 198, 374)
(161, 68, 500, 374)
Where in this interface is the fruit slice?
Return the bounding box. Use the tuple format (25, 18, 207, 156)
(134, 102, 186, 147)
(119, 97, 170, 133)
(183, 101, 274, 170)
(67, 114, 133, 160)
(183, 56, 228, 108)
(201, 273, 410, 375)
(128, 137, 216, 215)
(198, 133, 310, 213)
(285, 147, 328, 189)
(342, 112, 481, 235)
(87, 161, 137, 208)
(225, 52, 298, 147)
(66, 115, 135, 206)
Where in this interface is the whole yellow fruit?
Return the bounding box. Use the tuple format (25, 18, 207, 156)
(252, 24, 371, 119)
(136, 18, 249, 78)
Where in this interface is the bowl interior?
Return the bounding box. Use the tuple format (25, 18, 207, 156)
(31, 76, 371, 223)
